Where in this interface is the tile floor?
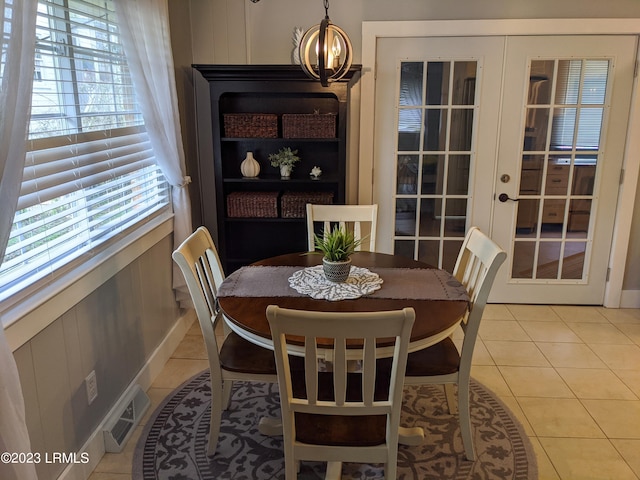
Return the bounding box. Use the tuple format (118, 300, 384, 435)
(89, 305, 640, 480)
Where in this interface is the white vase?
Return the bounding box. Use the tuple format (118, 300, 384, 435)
(240, 151, 260, 178)
(280, 164, 292, 178)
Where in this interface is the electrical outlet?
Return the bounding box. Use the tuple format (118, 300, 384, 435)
(86, 370, 98, 404)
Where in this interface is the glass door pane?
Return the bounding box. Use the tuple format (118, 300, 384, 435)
(512, 59, 606, 280)
(394, 60, 476, 271)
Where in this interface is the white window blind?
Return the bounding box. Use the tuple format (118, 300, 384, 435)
(551, 59, 608, 151)
(0, 0, 170, 302)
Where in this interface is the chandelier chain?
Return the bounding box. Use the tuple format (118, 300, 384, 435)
(324, 0, 329, 17)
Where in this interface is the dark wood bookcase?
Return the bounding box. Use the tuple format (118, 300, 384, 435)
(193, 65, 361, 273)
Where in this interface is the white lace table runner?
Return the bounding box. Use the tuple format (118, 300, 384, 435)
(288, 265, 383, 300)
(217, 265, 469, 303)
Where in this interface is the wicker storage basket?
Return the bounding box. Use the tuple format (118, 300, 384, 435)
(227, 191, 279, 218)
(282, 113, 336, 139)
(281, 191, 334, 218)
(223, 113, 278, 138)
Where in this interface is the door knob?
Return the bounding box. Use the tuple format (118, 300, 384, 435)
(498, 193, 519, 202)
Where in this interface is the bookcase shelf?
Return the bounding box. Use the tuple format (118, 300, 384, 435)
(193, 64, 361, 272)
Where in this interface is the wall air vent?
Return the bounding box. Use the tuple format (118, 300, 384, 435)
(103, 384, 150, 453)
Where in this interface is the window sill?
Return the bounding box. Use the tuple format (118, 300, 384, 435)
(3, 213, 174, 352)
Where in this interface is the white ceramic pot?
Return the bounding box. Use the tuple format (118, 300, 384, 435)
(280, 164, 292, 178)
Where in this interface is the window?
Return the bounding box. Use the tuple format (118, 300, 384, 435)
(0, 0, 170, 302)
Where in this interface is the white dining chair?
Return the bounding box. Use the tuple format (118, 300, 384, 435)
(402, 226, 506, 461)
(306, 204, 378, 252)
(266, 305, 415, 480)
(172, 226, 279, 455)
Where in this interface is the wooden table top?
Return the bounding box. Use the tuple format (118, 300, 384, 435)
(218, 251, 469, 355)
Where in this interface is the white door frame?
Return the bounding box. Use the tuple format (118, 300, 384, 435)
(358, 19, 640, 308)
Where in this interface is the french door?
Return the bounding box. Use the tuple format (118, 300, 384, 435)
(373, 34, 637, 304)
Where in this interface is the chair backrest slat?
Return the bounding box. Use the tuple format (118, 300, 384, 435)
(334, 336, 347, 406)
(304, 338, 318, 405)
(306, 204, 378, 252)
(362, 337, 376, 407)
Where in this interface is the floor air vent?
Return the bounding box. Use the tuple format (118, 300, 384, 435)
(103, 384, 150, 453)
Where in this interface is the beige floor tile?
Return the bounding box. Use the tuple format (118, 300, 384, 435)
(471, 365, 511, 397)
(499, 366, 574, 398)
(484, 340, 550, 367)
(479, 320, 531, 341)
(566, 322, 634, 345)
(506, 304, 562, 322)
(517, 397, 605, 437)
(185, 319, 203, 336)
(528, 437, 561, 480)
(617, 323, 640, 345)
(150, 358, 209, 389)
(598, 308, 640, 324)
(497, 395, 536, 438)
(483, 303, 516, 320)
(611, 439, 640, 478)
(171, 334, 207, 359)
(470, 339, 495, 366)
(581, 399, 640, 439)
(519, 321, 582, 343)
(537, 342, 608, 369)
(540, 437, 637, 480)
(615, 369, 640, 398)
(551, 305, 609, 323)
(556, 368, 637, 400)
(590, 344, 640, 370)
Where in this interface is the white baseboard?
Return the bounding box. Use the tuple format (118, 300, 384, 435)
(57, 309, 196, 480)
(620, 289, 640, 308)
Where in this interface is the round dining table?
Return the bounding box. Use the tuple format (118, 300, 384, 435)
(217, 251, 469, 359)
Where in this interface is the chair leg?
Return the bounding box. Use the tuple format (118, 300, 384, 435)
(385, 454, 398, 479)
(444, 383, 458, 414)
(283, 448, 297, 480)
(458, 382, 476, 461)
(207, 380, 223, 456)
(382, 463, 395, 480)
(221, 379, 233, 410)
(325, 461, 342, 480)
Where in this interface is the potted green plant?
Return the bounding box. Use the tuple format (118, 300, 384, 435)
(269, 147, 300, 178)
(313, 226, 362, 282)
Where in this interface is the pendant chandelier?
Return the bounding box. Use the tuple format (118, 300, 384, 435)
(299, 0, 353, 87)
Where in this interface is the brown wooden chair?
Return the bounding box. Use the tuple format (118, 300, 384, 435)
(172, 226, 279, 455)
(266, 305, 415, 479)
(402, 226, 506, 461)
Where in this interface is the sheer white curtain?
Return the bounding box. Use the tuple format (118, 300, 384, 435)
(0, 0, 39, 478)
(114, 0, 193, 307)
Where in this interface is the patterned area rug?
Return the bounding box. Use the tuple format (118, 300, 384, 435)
(133, 371, 537, 479)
